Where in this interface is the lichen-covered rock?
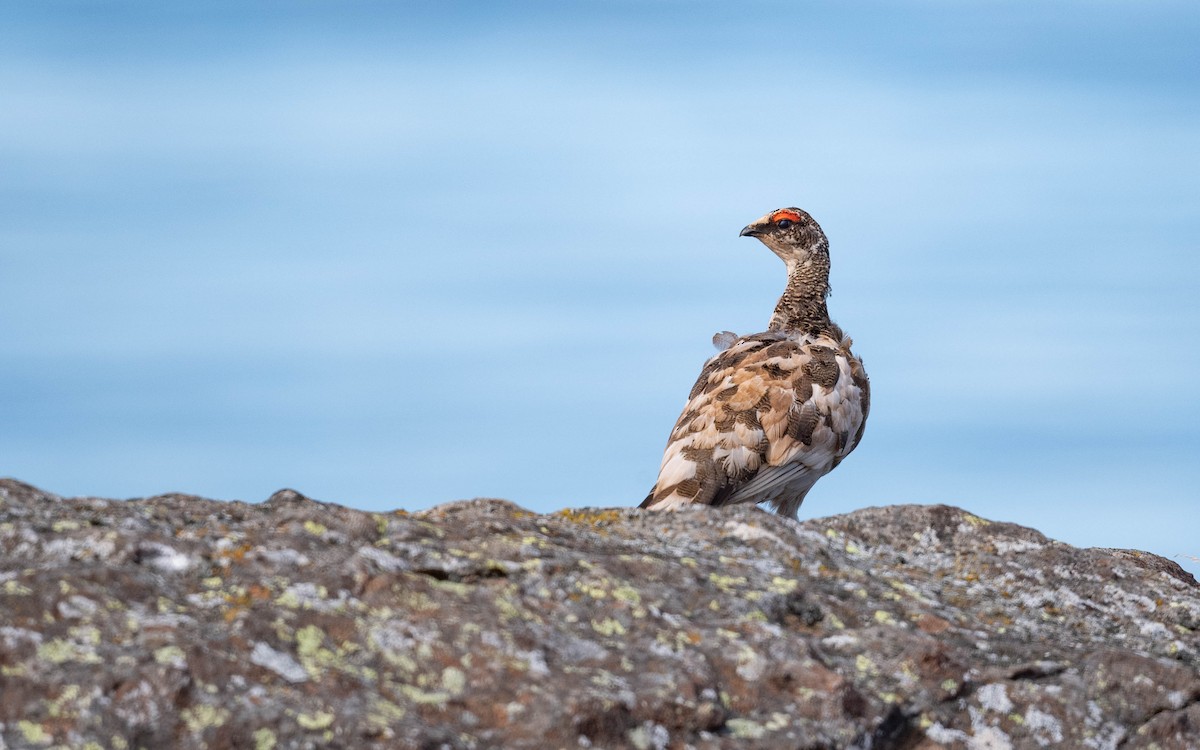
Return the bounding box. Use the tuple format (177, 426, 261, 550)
(1, 478, 1197, 749)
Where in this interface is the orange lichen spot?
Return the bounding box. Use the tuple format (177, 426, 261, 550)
(214, 543, 254, 563)
(769, 209, 802, 224)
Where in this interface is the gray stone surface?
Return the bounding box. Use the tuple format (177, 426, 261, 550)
(1, 477, 1197, 749)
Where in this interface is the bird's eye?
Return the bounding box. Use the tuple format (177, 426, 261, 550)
(776, 219, 794, 229)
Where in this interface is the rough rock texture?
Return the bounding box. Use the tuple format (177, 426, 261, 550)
(1, 478, 1198, 750)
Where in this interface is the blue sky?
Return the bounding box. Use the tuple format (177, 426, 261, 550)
(3, 2, 1198, 575)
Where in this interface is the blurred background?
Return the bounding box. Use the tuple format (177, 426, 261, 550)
(2, 2, 1197, 575)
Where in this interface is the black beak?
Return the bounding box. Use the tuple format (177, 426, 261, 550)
(740, 224, 762, 237)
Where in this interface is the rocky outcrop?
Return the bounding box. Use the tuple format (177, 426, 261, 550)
(0, 477, 1197, 749)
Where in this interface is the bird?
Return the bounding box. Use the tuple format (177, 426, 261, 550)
(641, 207, 869, 519)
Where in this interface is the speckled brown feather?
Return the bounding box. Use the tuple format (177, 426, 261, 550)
(642, 208, 869, 518)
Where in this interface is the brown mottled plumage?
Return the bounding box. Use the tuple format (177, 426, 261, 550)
(641, 208, 869, 519)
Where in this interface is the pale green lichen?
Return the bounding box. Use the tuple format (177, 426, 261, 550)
(69, 625, 100, 645)
(303, 520, 327, 536)
(4, 580, 33, 595)
(442, 666, 466, 695)
(874, 610, 897, 625)
(181, 704, 229, 733)
(592, 617, 626, 636)
(297, 711, 334, 730)
(431, 579, 472, 597)
(296, 625, 325, 656)
(400, 684, 450, 704)
(154, 645, 187, 667)
(708, 572, 747, 591)
(253, 728, 277, 750)
(38, 638, 101, 665)
(575, 580, 609, 599)
(368, 697, 408, 727)
(17, 720, 51, 745)
(726, 718, 765, 738)
(855, 654, 879, 676)
(613, 584, 641, 605)
(494, 596, 521, 621)
(769, 576, 798, 594)
(47, 684, 82, 718)
(52, 519, 80, 533)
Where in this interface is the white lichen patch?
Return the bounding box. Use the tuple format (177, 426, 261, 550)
(250, 641, 309, 683)
(993, 538, 1044, 555)
(1023, 706, 1064, 746)
(735, 645, 765, 681)
(139, 542, 195, 573)
(627, 722, 670, 750)
(926, 723, 969, 743)
(977, 683, 1013, 714)
(821, 633, 859, 650)
(56, 594, 99, 620)
(723, 521, 779, 543)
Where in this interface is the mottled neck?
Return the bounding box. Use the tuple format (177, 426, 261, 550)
(768, 257, 832, 334)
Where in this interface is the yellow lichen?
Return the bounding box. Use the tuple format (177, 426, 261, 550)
(555, 508, 624, 526)
(855, 654, 878, 676)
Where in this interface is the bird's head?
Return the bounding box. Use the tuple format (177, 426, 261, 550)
(739, 208, 828, 266)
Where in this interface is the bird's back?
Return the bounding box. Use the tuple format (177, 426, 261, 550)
(642, 328, 869, 518)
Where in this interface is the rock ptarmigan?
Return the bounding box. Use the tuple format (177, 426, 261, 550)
(641, 208, 869, 519)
